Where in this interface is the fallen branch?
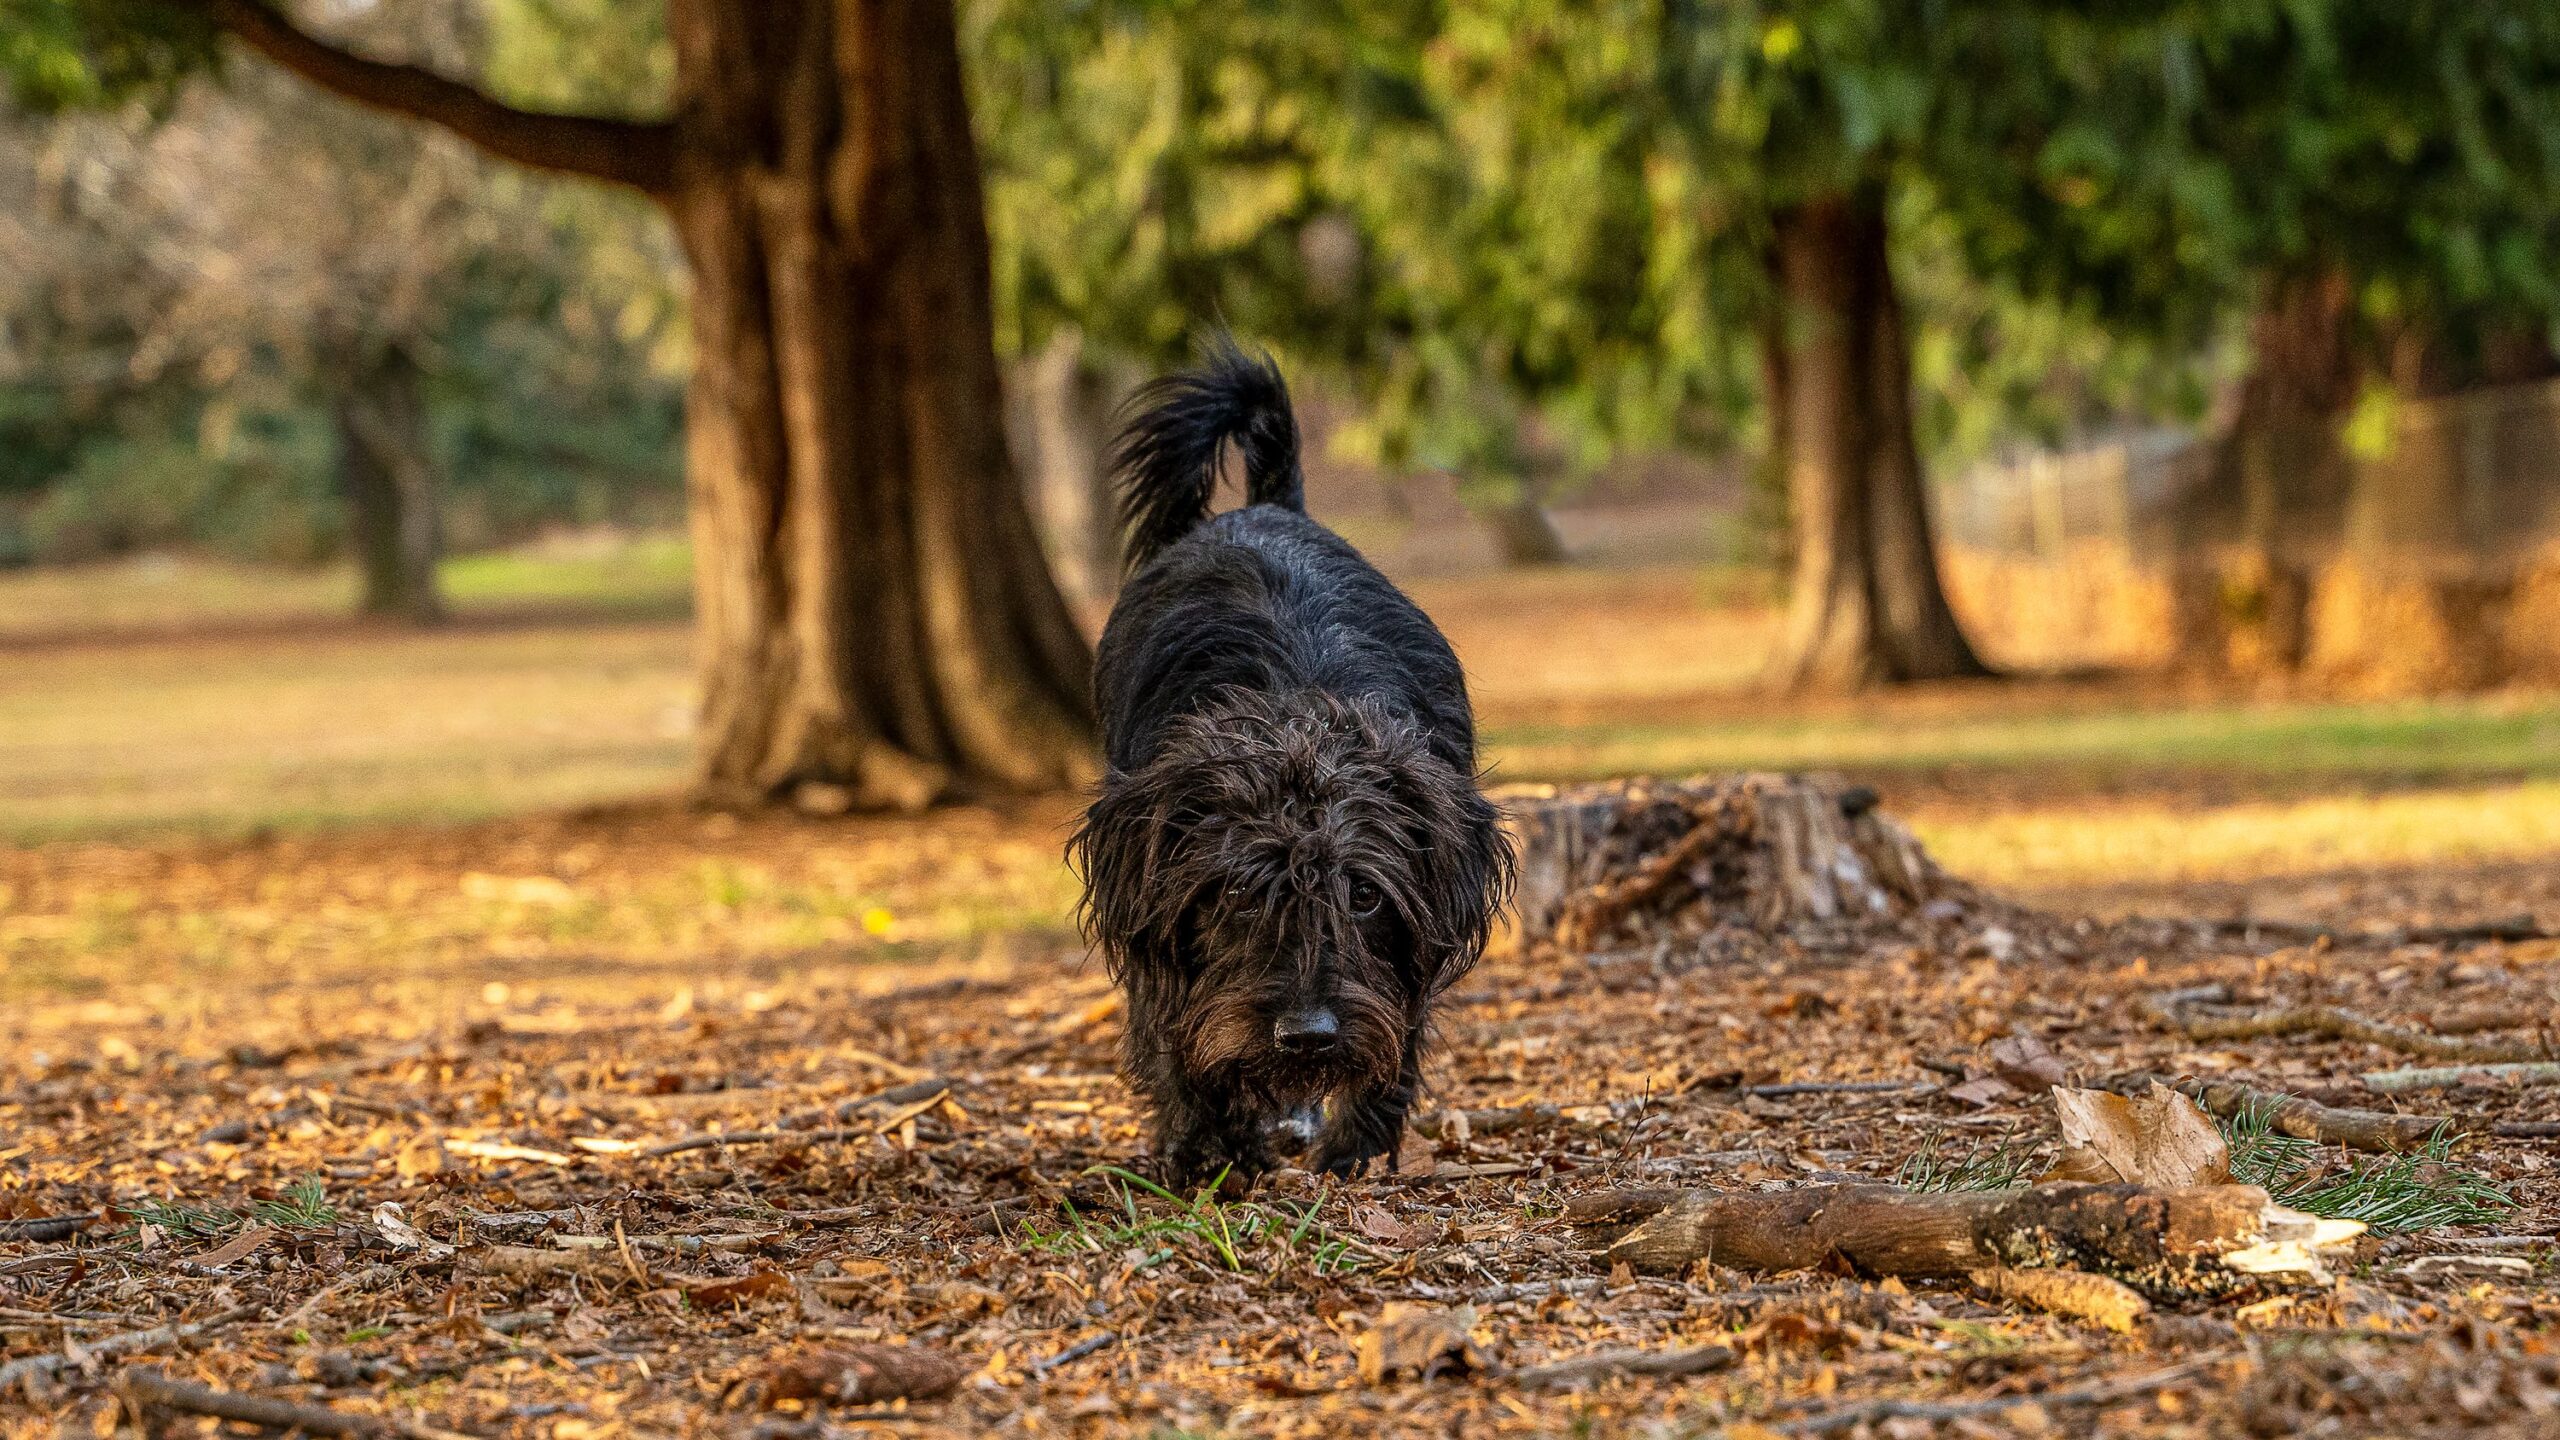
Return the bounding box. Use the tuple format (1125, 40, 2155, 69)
(121, 1367, 471, 1440)
(1511, 1344, 1735, 1390)
(2362, 1062, 2560, 1094)
(2151, 1000, 2554, 1065)
(1030, 1333, 1115, 1377)
(1597, 1183, 2359, 1298)
(0, 1214, 97, 1242)
(1967, 1267, 2148, 1333)
(2194, 915, 2552, 949)
(1774, 1357, 2220, 1436)
(0, 1304, 257, 1396)
(2108, 1073, 2465, 1154)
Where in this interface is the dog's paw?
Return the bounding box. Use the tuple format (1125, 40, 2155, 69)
(1310, 1142, 1393, 1180)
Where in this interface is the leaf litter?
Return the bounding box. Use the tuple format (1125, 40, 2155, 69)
(2, 803, 2557, 1436)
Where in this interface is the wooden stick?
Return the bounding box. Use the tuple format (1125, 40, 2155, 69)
(2158, 1002, 2554, 1064)
(0, 1304, 257, 1396)
(1600, 1183, 2346, 1297)
(0, 1214, 96, 1242)
(1512, 1343, 1736, 1390)
(2363, 1061, 2560, 1093)
(120, 1368, 475, 1440)
(2194, 915, 2552, 948)
(2109, 1073, 2464, 1153)
(641, 1084, 949, 1157)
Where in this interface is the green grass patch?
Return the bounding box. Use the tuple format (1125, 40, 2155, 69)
(1894, 1133, 2045, 1193)
(2222, 1102, 2513, 1233)
(1013, 1167, 1374, 1278)
(128, 1177, 340, 1240)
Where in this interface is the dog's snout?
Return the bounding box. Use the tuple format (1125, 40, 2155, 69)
(1272, 1008, 1340, 1052)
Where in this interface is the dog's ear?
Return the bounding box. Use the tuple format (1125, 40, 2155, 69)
(1391, 758, 1516, 996)
(1067, 764, 1195, 981)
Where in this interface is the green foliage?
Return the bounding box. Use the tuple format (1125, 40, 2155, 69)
(1012, 1166, 1371, 1277)
(2221, 1100, 2513, 1234)
(127, 1176, 339, 1240)
(1894, 1132, 2043, 1193)
(0, 0, 217, 112)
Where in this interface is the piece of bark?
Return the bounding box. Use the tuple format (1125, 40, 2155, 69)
(1511, 1344, 1735, 1390)
(1601, 1182, 2358, 1298)
(2109, 1073, 2463, 1154)
(2151, 999, 2555, 1064)
(1502, 774, 1945, 949)
(1968, 1267, 2150, 1333)
(2363, 1061, 2560, 1093)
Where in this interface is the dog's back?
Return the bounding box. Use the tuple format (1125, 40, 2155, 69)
(1094, 340, 1477, 779)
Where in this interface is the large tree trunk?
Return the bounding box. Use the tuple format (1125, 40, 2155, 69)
(1486, 491, 1570, 567)
(1763, 191, 1989, 690)
(666, 0, 1097, 812)
(335, 344, 443, 625)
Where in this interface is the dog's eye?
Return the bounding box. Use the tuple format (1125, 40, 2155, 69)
(1349, 877, 1383, 918)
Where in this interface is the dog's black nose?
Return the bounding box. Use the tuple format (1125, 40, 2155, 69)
(1273, 1008, 1340, 1052)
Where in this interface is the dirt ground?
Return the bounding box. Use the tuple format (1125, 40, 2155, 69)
(5, 800, 2557, 1439)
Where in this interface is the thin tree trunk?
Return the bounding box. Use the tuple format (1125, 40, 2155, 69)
(335, 344, 443, 625)
(1012, 328, 1122, 609)
(1487, 490, 1570, 567)
(668, 0, 1096, 812)
(1764, 191, 1989, 691)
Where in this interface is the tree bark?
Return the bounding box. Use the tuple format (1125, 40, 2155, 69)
(211, 0, 1101, 812)
(1486, 492, 1570, 566)
(334, 344, 443, 625)
(1763, 191, 1990, 690)
(665, 0, 1096, 811)
(1011, 328, 1122, 609)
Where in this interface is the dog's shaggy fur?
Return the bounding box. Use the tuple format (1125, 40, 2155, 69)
(1068, 340, 1513, 1186)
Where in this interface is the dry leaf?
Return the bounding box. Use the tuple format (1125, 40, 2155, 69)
(1944, 1075, 2019, 1109)
(1985, 1033, 2070, 1091)
(684, 1268, 793, 1310)
(1356, 1303, 1489, 1385)
(189, 1222, 275, 1272)
(1349, 1202, 1418, 1247)
(744, 1342, 969, 1407)
(395, 1132, 448, 1178)
(2044, 1082, 2230, 1186)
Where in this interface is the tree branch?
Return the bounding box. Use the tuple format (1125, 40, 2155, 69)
(202, 0, 676, 196)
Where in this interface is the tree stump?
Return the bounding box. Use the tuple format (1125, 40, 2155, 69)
(1499, 774, 1946, 952)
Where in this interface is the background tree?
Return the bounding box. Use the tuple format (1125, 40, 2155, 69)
(15, 0, 1098, 809)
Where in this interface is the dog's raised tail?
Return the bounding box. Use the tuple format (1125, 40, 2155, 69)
(1107, 335, 1304, 572)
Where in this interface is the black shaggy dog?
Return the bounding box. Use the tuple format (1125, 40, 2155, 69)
(1068, 339, 1513, 1187)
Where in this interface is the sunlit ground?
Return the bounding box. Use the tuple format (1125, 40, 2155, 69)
(5, 540, 2559, 897)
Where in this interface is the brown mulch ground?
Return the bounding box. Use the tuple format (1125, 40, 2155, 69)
(4, 809, 2558, 1438)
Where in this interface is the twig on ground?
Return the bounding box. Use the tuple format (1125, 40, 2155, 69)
(2192, 915, 2553, 948)
(1774, 1357, 2221, 1435)
(2492, 1120, 2560, 1138)
(1030, 1333, 1116, 1377)
(1740, 1080, 1928, 1099)
(2107, 1073, 2468, 1154)
(120, 1367, 474, 1440)
(1511, 1343, 1735, 1390)
(0, 1215, 97, 1242)
(640, 1084, 950, 1158)
(2363, 1062, 2560, 1094)
(2146, 997, 2554, 1064)
(0, 1304, 258, 1396)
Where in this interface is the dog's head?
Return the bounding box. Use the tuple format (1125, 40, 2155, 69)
(1069, 690, 1512, 1103)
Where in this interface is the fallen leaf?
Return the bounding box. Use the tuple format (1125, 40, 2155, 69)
(685, 1268, 793, 1310)
(2044, 1082, 2229, 1187)
(1945, 1075, 2020, 1109)
(190, 1223, 275, 1271)
(1986, 1033, 2070, 1091)
(1349, 1203, 1418, 1247)
(744, 1342, 969, 1407)
(370, 1203, 447, 1256)
(395, 1132, 448, 1178)
(1356, 1303, 1489, 1385)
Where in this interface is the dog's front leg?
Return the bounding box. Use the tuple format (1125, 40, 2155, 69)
(1311, 1027, 1423, 1178)
(1152, 1077, 1274, 1189)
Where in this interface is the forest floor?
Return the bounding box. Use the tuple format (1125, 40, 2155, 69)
(6, 551, 2560, 1436)
(5, 795, 2559, 1438)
